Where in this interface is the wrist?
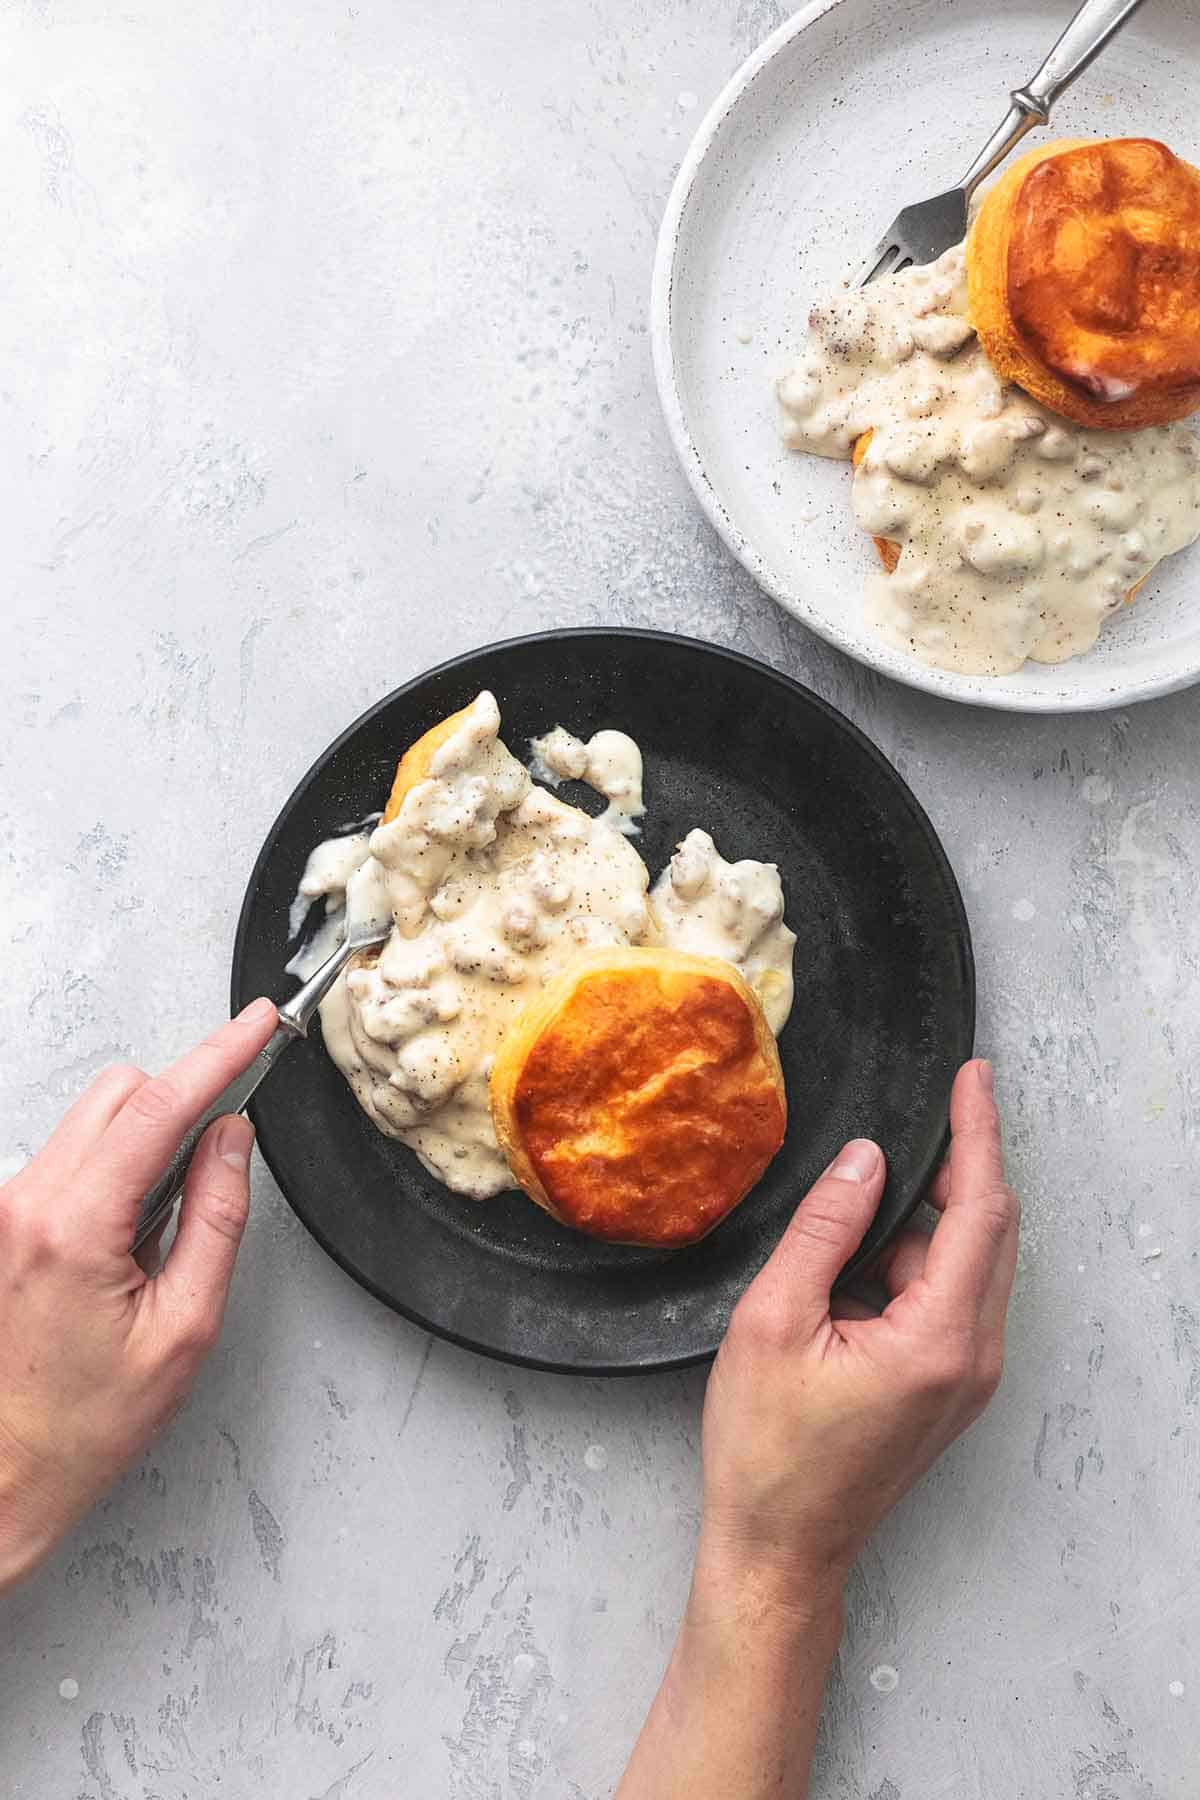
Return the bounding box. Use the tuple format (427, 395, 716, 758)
(681, 1536, 845, 1688)
(619, 1520, 845, 1799)
(690, 1520, 850, 1635)
(0, 1425, 62, 1594)
(663, 1541, 844, 1749)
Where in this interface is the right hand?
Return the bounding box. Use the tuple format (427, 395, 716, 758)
(0, 999, 278, 1592)
(695, 1059, 1018, 1613)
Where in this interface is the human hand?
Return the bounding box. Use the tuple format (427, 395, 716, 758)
(616, 1060, 1016, 1800)
(696, 1059, 1018, 1615)
(0, 998, 278, 1592)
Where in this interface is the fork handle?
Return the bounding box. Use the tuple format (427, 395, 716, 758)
(131, 1024, 302, 1251)
(1018, 0, 1148, 118)
(130, 934, 364, 1251)
(959, 0, 1148, 198)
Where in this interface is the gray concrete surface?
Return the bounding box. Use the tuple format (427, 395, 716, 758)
(1, 2, 1196, 1795)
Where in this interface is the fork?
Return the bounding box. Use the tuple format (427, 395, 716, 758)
(855, 0, 1149, 287)
(131, 912, 390, 1251)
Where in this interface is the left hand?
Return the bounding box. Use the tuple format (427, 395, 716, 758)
(0, 998, 278, 1592)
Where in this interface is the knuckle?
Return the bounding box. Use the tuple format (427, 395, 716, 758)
(172, 1306, 221, 1360)
(188, 1312, 221, 1356)
(916, 1341, 973, 1401)
(976, 1184, 1021, 1243)
(787, 1197, 853, 1253)
(972, 1346, 1005, 1407)
(196, 1183, 249, 1245)
(126, 1076, 185, 1131)
(21, 1206, 76, 1268)
(97, 1061, 147, 1099)
(728, 1287, 795, 1355)
(955, 1116, 1005, 1171)
(198, 1033, 240, 1073)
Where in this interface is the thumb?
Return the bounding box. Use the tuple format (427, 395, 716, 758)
(751, 1140, 886, 1337)
(157, 1115, 255, 1343)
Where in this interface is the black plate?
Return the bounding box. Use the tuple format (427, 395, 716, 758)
(232, 630, 974, 1374)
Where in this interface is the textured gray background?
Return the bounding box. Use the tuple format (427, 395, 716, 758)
(1, 2, 1196, 1796)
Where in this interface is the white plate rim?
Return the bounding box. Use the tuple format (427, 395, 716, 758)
(649, 0, 1200, 714)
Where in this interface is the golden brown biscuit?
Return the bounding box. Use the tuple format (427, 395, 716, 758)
(381, 701, 477, 825)
(967, 137, 1200, 430)
(850, 429, 1148, 604)
(490, 946, 786, 1248)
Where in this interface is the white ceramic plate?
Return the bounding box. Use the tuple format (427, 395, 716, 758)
(652, 0, 1200, 712)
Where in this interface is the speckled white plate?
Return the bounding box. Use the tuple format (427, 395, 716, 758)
(651, 0, 1200, 712)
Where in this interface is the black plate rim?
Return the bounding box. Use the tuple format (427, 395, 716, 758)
(231, 627, 975, 1374)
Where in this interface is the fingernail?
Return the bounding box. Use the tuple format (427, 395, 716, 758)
(828, 1139, 880, 1183)
(238, 996, 276, 1027)
(216, 1115, 255, 1172)
(977, 1059, 995, 1094)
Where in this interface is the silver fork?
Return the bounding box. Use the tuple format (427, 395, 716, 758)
(855, 0, 1149, 287)
(131, 914, 390, 1251)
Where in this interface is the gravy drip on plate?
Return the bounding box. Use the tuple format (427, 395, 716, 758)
(777, 245, 1200, 675)
(528, 725, 646, 834)
(287, 693, 795, 1199)
(651, 829, 796, 1034)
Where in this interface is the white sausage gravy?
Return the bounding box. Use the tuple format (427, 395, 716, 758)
(287, 692, 796, 1198)
(777, 244, 1200, 675)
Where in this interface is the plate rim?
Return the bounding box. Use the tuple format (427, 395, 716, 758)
(230, 626, 976, 1374)
(649, 0, 1200, 715)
